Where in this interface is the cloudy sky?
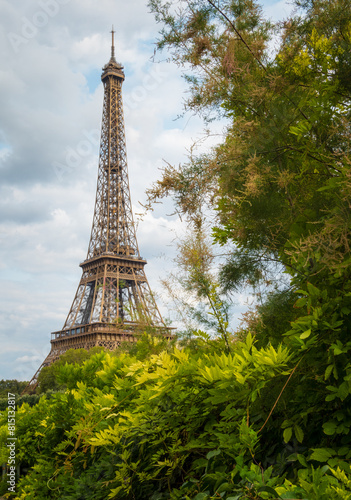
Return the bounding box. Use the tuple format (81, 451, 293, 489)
(0, 0, 292, 381)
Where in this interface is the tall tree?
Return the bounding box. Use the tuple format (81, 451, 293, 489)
(148, 0, 351, 464)
(148, 0, 351, 292)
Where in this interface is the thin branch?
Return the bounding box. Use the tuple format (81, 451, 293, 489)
(206, 0, 267, 72)
(205, 0, 312, 125)
(258, 357, 302, 433)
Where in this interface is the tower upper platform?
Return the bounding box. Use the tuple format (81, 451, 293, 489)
(101, 28, 125, 81)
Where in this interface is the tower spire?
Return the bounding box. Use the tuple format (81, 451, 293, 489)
(110, 25, 116, 61)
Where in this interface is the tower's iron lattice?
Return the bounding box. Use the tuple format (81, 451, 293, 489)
(26, 31, 169, 392)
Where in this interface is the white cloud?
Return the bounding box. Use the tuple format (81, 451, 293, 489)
(262, 0, 294, 20)
(15, 355, 42, 364)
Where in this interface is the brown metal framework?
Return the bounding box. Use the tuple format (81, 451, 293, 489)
(25, 31, 169, 392)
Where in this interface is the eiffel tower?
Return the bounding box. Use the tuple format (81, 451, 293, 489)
(26, 30, 169, 392)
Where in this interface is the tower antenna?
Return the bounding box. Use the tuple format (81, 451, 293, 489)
(111, 25, 115, 59)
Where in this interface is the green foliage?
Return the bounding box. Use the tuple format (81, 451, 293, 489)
(36, 347, 105, 393)
(3, 331, 351, 499)
(0, 334, 295, 498)
(117, 330, 177, 360)
(146, 0, 351, 300)
(0, 380, 39, 411)
(0, 393, 40, 411)
(0, 379, 28, 397)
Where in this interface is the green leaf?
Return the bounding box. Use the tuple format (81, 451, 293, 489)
(257, 486, 281, 497)
(295, 297, 307, 308)
(333, 347, 344, 355)
(281, 420, 292, 429)
(328, 458, 339, 468)
(216, 482, 232, 493)
(324, 364, 334, 380)
(338, 381, 350, 401)
(193, 493, 209, 500)
(337, 447, 349, 456)
(294, 425, 304, 443)
(206, 449, 221, 460)
(297, 454, 308, 467)
(310, 448, 333, 462)
(323, 421, 337, 435)
(300, 329, 311, 339)
(307, 282, 320, 297)
(283, 427, 293, 443)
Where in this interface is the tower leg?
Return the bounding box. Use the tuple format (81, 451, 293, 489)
(22, 349, 59, 394)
